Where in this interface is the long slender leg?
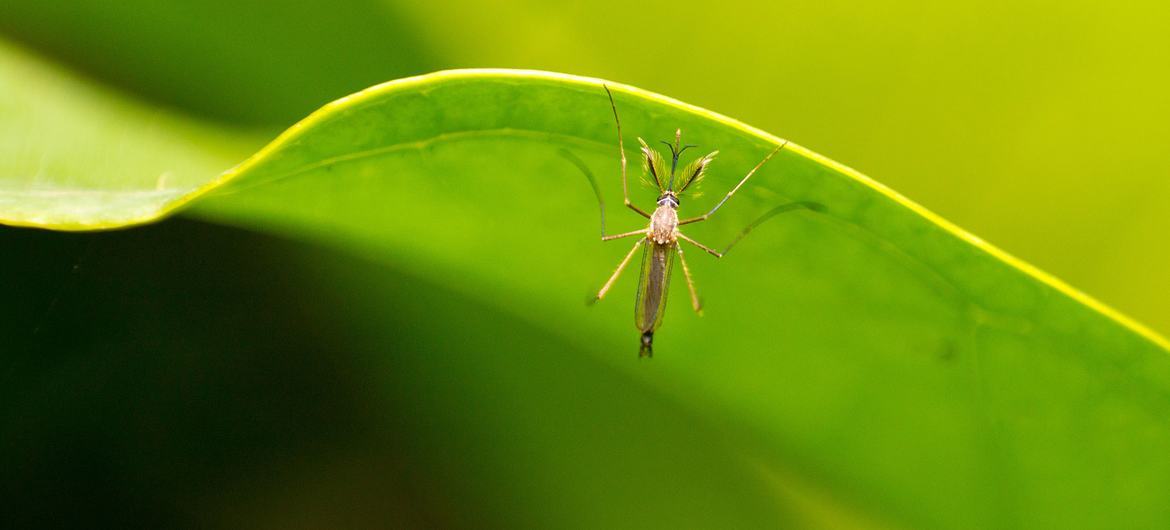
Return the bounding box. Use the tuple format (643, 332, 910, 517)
(679, 140, 789, 225)
(604, 85, 652, 219)
(602, 229, 648, 241)
(589, 238, 645, 305)
(560, 149, 647, 240)
(676, 233, 723, 258)
(717, 201, 822, 255)
(675, 245, 703, 314)
(678, 201, 824, 259)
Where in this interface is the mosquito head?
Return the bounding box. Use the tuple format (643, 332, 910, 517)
(656, 192, 680, 209)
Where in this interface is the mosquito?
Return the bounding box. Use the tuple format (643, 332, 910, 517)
(564, 85, 819, 357)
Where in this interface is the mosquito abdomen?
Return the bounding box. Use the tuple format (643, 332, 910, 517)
(634, 241, 675, 351)
(640, 331, 654, 357)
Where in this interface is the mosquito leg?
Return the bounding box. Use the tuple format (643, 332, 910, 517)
(604, 85, 652, 219)
(560, 149, 646, 240)
(678, 201, 822, 258)
(589, 238, 646, 305)
(676, 233, 723, 258)
(678, 140, 789, 225)
(675, 245, 703, 314)
(602, 229, 648, 242)
(717, 201, 823, 256)
(559, 148, 609, 238)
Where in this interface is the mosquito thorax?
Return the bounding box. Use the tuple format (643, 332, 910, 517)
(649, 196, 680, 245)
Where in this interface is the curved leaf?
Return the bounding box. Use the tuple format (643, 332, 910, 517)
(0, 42, 259, 229)
(5, 57, 1170, 528)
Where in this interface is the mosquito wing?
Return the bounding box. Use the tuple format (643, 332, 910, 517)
(635, 241, 675, 333)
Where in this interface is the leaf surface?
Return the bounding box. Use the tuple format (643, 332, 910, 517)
(4, 53, 1170, 528)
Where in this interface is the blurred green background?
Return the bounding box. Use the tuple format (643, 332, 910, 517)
(3, 1, 1170, 528)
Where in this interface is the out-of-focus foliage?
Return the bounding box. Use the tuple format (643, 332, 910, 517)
(0, 0, 437, 124)
(3, 1, 1170, 529)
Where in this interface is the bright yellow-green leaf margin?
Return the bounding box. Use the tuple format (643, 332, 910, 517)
(4, 68, 1167, 352)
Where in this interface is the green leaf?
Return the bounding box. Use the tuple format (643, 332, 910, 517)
(6, 0, 1170, 335)
(5, 46, 1170, 528)
(0, 42, 259, 229)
